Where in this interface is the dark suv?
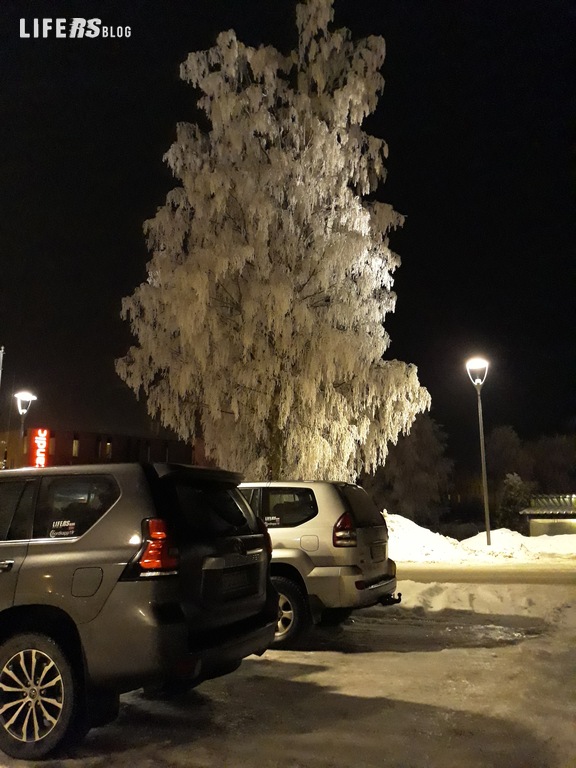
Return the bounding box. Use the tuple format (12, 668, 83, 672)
(0, 463, 277, 760)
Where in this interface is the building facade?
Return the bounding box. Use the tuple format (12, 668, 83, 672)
(0, 425, 210, 470)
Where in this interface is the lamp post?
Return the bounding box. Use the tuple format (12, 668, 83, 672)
(465, 357, 491, 546)
(14, 392, 37, 464)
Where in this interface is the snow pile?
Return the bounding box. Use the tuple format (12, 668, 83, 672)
(385, 513, 575, 564)
(464, 528, 575, 559)
(385, 515, 465, 562)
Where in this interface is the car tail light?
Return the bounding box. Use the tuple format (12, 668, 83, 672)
(140, 518, 179, 571)
(333, 511, 357, 547)
(256, 516, 273, 557)
(121, 518, 179, 579)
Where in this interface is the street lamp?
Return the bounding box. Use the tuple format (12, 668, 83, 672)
(465, 357, 491, 546)
(14, 390, 37, 443)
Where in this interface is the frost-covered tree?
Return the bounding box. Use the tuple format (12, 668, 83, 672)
(495, 473, 535, 533)
(116, 0, 430, 480)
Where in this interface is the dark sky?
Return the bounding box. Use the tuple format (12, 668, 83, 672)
(0, 0, 575, 467)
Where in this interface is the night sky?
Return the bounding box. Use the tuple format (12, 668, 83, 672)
(1, 0, 574, 468)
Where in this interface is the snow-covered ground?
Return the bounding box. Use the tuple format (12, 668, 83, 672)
(383, 515, 575, 628)
(65, 520, 573, 768)
(3, 515, 569, 768)
(386, 513, 575, 564)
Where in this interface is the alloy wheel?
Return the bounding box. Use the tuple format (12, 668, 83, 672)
(276, 592, 295, 639)
(0, 648, 64, 743)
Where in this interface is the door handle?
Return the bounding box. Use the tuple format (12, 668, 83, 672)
(0, 560, 14, 572)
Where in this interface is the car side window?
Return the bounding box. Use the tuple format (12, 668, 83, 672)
(7, 481, 36, 541)
(0, 481, 29, 540)
(263, 488, 318, 528)
(33, 475, 119, 539)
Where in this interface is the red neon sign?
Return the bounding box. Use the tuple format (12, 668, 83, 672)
(30, 428, 49, 468)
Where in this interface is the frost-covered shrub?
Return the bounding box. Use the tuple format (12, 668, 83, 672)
(495, 473, 535, 533)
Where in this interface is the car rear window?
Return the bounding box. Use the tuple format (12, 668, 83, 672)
(336, 485, 386, 527)
(160, 478, 256, 538)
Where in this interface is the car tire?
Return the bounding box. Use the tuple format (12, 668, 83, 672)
(271, 576, 311, 649)
(0, 633, 82, 760)
(319, 608, 353, 627)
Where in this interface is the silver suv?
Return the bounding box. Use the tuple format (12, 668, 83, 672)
(0, 463, 277, 760)
(239, 481, 400, 648)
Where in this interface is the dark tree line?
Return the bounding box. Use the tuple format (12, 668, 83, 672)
(363, 418, 575, 534)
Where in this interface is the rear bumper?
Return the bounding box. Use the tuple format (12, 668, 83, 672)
(306, 559, 399, 610)
(79, 582, 277, 692)
(341, 571, 398, 607)
(186, 615, 277, 684)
